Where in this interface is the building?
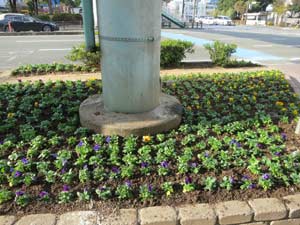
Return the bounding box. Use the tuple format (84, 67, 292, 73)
(0, 0, 25, 8)
(164, 0, 218, 21)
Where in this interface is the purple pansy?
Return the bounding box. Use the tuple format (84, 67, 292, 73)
(125, 181, 132, 187)
(281, 133, 287, 141)
(21, 158, 29, 165)
(63, 185, 70, 192)
(50, 153, 57, 159)
(262, 173, 270, 180)
(275, 152, 281, 156)
(230, 139, 237, 145)
(242, 175, 250, 180)
(15, 190, 24, 196)
(257, 143, 263, 149)
(93, 144, 100, 151)
(14, 171, 22, 178)
(77, 140, 84, 147)
(160, 161, 169, 168)
(111, 166, 120, 174)
(61, 168, 66, 174)
(204, 152, 209, 157)
(190, 162, 198, 168)
(105, 136, 111, 143)
(141, 162, 148, 168)
(249, 183, 256, 189)
(83, 164, 88, 170)
(185, 176, 192, 184)
(148, 184, 153, 192)
(39, 191, 49, 198)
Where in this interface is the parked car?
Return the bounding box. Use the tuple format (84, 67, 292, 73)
(203, 16, 217, 25)
(215, 16, 234, 25)
(195, 16, 216, 25)
(0, 13, 59, 32)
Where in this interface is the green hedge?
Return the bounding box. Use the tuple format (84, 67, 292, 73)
(52, 13, 82, 22)
(66, 39, 195, 69)
(160, 39, 194, 67)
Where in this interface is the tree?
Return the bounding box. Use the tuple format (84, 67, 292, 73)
(8, 0, 17, 12)
(48, 0, 53, 14)
(289, 0, 300, 14)
(273, 0, 287, 24)
(234, 0, 247, 19)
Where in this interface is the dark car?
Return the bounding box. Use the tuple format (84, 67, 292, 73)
(0, 13, 59, 32)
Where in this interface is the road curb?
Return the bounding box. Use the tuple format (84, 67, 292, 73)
(2, 194, 300, 225)
(0, 31, 84, 36)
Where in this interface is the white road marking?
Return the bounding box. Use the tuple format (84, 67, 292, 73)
(38, 48, 72, 51)
(6, 56, 17, 62)
(16, 40, 82, 43)
(253, 44, 273, 48)
(290, 58, 300, 61)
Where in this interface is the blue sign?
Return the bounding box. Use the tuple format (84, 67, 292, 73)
(52, 0, 60, 6)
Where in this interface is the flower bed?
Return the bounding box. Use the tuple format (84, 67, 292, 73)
(0, 70, 300, 214)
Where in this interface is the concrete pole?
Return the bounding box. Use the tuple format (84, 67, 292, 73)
(82, 0, 96, 51)
(98, 0, 161, 113)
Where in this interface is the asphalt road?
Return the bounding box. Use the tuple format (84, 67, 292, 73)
(0, 25, 299, 71)
(0, 35, 86, 70)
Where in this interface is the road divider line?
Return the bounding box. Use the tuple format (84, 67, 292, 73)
(290, 58, 300, 61)
(38, 48, 72, 51)
(253, 44, 273, 48)
(16, 40, 82, 43)
(7, 56, 17, 62)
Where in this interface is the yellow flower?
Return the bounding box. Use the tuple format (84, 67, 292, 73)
(293, 110, 298, 116)
(34, 102, 39, 107)
(7, 113, 15, 119)
(252, 96, 256, 101)
(229, 97, 234, 103)
(196, 105, 201, 109)
(143, 136, 151, 143)
(281, 108, 287, 112)
(186, 106, 192, 111)
(276, 101, 284, 107)
(172, 83, 176, 88)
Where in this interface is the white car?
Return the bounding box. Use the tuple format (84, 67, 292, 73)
(203, 16, 216, 25)
(215, 16, 234, 25)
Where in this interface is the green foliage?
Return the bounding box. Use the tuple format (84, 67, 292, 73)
(66, 43, 101, 69)
(35, 14, 51, 21)
(204, 41, 237, 67)
(160, 39, 195, 67)
(52, 13, 82, 22)
(11, 63, 97, 76)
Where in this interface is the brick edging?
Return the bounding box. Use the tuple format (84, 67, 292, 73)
(2, 193, 300, 225)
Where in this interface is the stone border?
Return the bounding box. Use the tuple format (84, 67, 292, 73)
(2, 194, 300, 225)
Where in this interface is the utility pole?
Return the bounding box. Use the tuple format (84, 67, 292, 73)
(82, 0, 96, 51)
(193, 0, 198, 21)
(182, 0, 185, 20)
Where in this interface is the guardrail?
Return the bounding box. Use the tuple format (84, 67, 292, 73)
(162, 21, 203, 29)
(55, 21, 83, 30)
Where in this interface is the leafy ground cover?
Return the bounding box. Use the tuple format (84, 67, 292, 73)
(0, 70, 300, 215)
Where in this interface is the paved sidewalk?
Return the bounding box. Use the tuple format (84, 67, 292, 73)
(270, 64, 300, 95)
